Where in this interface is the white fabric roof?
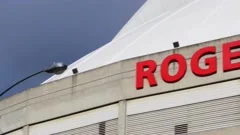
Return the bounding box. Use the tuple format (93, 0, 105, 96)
(43, 0, 240, 83)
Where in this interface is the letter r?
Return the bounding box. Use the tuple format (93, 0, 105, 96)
(136, 60, 157, 90)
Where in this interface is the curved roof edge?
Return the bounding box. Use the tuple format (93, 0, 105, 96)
(44, 0, 240, 84)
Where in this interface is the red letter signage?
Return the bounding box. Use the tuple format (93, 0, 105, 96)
(223, 40, 240, 72)
(161, 54, 187, 83)
(136, 60, 157, 90)
(135, 40, 240, 90)
(191, 46, 217, 76)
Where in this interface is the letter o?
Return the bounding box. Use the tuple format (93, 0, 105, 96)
(161, 54, 187, 83)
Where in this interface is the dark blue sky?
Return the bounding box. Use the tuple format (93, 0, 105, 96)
(0, 0, 145, 99)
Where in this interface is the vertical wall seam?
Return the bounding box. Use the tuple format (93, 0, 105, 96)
(118, 100, 127, 135)
(23, 125, 29, 135)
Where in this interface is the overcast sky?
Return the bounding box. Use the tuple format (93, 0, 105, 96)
(0, 0, 145, 99)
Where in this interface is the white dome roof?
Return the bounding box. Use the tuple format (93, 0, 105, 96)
(43, 0, 240, 83)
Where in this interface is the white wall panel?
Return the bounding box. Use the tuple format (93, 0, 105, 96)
(127, 80, 240, 115)
(5, 130, 23, 135)
(29, 104, 118, 135)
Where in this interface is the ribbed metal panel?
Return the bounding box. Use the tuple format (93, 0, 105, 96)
(127, 95, 240, 135)
(127, 80, 240, 116)
(52, 119, 118, 135)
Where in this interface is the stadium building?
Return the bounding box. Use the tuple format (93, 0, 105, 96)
(2, 0, 240, 135)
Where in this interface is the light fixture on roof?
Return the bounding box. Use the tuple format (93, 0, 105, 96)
(173, 41, 180, 48)
(72, 68, 79, 74)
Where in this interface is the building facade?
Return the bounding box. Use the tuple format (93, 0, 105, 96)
(2, 0, 240, 135)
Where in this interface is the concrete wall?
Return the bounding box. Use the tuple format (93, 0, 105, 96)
(1, 35, 240, 134)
